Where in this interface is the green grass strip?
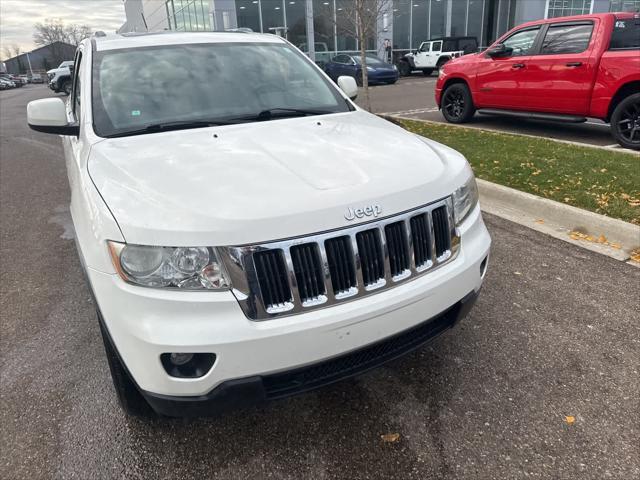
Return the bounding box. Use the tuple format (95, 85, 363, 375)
(398, 119, 640, 225)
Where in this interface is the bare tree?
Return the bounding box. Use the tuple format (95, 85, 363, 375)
(33, 18, 68, 47)
(34, 18, 92, 46)
(2, 44, 22, 61)
(33, 18, 92, 66)
(66, 24, 93, 46)
(322, 0, 392, 111)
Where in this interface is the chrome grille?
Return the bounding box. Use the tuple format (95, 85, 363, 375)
(220, 197, 460, 320)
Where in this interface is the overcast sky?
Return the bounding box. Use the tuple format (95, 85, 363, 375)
(0, 0, 126, 53)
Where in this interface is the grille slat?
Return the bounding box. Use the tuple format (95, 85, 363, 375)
(326, 236, 356, 295)
(411, 214, 431, 268)
(254, 250, 292, 309)
(432, 206, 451, 258)
(385, 221, 410, 277)
(237, 199, 459, 320)
(291, 243, 325, 303)
(357, 229, 384, 286)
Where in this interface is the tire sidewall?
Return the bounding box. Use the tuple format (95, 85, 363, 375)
(441, 83, 475, 123)
(611, 93, 640, 150)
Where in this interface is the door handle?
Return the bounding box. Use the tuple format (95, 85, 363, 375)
(512, 63, 525, 69)
(566, 62, 583, 67)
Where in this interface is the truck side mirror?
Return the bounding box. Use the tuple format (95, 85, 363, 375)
(487, 43, 511, 58)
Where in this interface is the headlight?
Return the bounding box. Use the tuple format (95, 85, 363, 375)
(393, 64, 398, 71)
(452, 175, 479, 226)
(108, 242, 230, 290)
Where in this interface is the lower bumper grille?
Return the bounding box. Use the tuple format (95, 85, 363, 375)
(221, 197, 459, 320)
(263, 302, 462, 399)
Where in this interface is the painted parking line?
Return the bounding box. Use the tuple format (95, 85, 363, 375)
(381, 108, 439, 115)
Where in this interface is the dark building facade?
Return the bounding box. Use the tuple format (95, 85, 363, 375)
(3, 42, 77, 74)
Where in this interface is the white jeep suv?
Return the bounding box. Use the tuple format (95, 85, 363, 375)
(27, 32, 490, 417)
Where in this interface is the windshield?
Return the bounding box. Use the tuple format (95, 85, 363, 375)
(92, 42, 351, 137)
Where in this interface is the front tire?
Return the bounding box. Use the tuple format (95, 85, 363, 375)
(98, 313, 156, 418)
(610, 93, 640, 151)
(441, 83, 476, 124)
(61, 79, 72, 96)
(397, 61, 411, 77)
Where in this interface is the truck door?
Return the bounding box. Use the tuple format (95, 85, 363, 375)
(475, 27, 541, 109)
(518, 21, 598, 115)
(413, 42, 431, 68)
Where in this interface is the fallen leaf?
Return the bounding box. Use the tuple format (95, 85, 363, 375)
(565, 416, 575, 425)
(597, 234, 607, 244)
(600, 168, 607, 173)
(514, 271, 522, 275)
(535, 219, 544, 224)
(381, 433, 400, 443)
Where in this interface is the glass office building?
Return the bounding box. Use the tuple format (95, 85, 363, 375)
(123, 0, 640, 60)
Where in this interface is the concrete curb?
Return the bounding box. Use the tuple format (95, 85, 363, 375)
(384, 115, 640, 156)
(477, 179, 640, 264)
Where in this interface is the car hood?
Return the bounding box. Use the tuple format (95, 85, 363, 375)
(89, 111, 470, 246)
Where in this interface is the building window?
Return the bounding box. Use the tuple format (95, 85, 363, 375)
(313, 0, 335, 62)
(429, 0, 446, 41)
(286, 0, 308, 50)
(609, 0, 640, 11)
(392, 0, 411, 50)
(411, 1, 429, 48)
(547, 0, 593, 18)
(166, 0, 211, 31)
(335, 0, 357, 52)
(236, 0, 261, 32)
(262, 0, 286, 35)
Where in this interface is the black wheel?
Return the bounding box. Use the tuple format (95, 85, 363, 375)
(422, 69, 434, 76)
(61, 79, 72, 96)
(98, 313, 156, 418)
(610, 93, 640, 150)
(436, 57, 451, 70)
(397, 61, 411, 77)
(441, 83, 475, 123)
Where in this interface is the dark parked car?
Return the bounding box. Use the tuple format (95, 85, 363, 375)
(325, 55, 399, 85)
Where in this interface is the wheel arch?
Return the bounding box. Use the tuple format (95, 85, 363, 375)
(607, 81, 640, 122)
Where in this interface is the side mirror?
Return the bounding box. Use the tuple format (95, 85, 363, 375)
(27, 98, 79, 136)
(487, 43, 511, 58)
(337, 75, 358, 100)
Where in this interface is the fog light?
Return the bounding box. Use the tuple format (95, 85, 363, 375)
(161, 353, 216, 378)
(169, 352, 193, 366)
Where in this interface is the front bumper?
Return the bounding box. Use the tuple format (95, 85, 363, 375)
(142, 290, 479, 417)
(86, 205, 490, 411)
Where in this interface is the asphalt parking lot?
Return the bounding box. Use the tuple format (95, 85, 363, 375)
(1, 85, 639, 480)
(360, 74, 620, 149)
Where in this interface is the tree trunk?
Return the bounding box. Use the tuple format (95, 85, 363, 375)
(358, 5, 371, 112)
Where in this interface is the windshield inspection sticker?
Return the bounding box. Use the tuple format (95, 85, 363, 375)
(131, 110, 141, 116)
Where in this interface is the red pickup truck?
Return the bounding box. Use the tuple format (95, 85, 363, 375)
(436, 12, 640, 150)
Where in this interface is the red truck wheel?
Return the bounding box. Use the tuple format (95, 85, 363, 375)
(611, 93, 640, 151)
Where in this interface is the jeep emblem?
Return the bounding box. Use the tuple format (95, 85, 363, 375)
(344, 205, 382, 221)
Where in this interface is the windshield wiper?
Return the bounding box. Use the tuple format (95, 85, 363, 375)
(231, 108, 336, 122)
(106, 119, 233, 138)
